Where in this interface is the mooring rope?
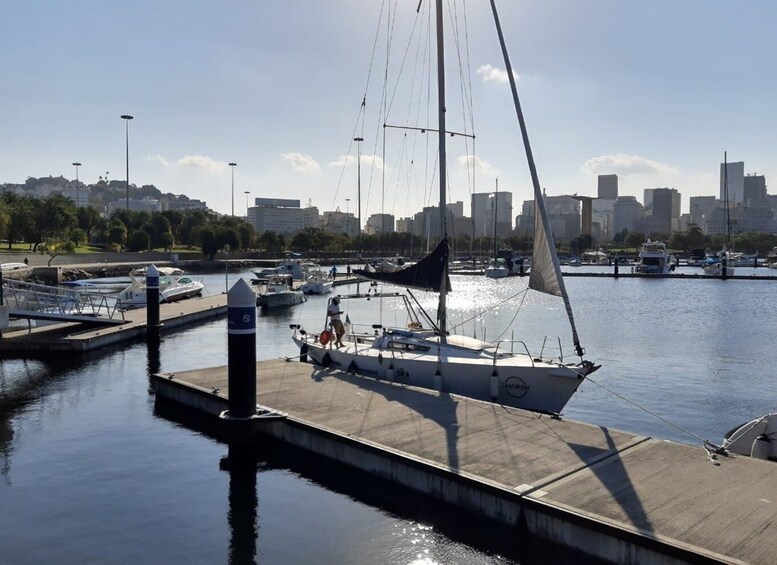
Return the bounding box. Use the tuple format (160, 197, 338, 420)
(583, 374, 727, 464)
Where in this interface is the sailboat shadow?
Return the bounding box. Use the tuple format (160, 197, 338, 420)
(567, 427, 654, 535)
(309, 366, 461, 472)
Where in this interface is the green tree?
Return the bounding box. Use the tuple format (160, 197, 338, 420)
(126, 229, 151, 252)
(31, 194, 78, 251)
(77, 206, 101, 241)
(69, 228, 88, 247)
(200, 225, 219, 260)
(1, 193, 35, 249)
(625, 232, 646, 248)
(106, 219, 128, 251)
(41, 239, 76, 266)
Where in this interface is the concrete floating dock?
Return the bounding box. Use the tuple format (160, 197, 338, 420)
(152, 359, 776, 564)
(0, 294, 227, 354)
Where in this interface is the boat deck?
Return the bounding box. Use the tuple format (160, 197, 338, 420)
(0, 294, 227, 353)
(155, 359, 777, 564)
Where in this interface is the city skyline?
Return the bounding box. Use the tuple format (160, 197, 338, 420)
(2, 1, 776, 219)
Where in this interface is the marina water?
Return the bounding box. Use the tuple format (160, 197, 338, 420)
(1, 267, 775, 563)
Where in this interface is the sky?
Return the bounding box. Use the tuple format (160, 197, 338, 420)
(2, 0, 776, 221)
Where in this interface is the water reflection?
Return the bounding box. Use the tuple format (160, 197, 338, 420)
(221, 444, 259, 565)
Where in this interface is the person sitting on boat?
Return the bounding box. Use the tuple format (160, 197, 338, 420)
(327, 297, 345, 348)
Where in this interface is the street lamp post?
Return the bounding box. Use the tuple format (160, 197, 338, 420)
(72, 162, 82, 207)
(229, 163, 237, 216)
(120, 115, 133, 211)
(244, 191, 250, 218)
(345, 198, 351, 237)
(353, 137, 363, 234)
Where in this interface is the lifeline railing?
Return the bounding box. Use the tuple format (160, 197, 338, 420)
(1, 278, 125, 322)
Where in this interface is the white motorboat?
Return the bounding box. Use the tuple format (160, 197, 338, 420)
(1, 262, 29, 272)
(299, 268, 334, 295)
(484, 258, 509, 278)
(291, 1, 599, 415)
(257, 274, 307, 309)
(722, 413, 777, 461)
(700, 252, 736, 276)
(633, 241, 673, 274)
(116, 267, 204, 309)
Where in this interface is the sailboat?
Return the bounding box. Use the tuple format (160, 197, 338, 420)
(702, 152, 735, 276)
(484, 179, 510, 279)
(291, 0, 599, 415)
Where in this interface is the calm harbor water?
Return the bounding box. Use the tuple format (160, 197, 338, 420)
(1, 267, 776, 563)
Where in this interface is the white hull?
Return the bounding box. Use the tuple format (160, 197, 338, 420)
(117, 274, 204, 309)
(257, 290, 306, 309)
(484, 266, 509, 278)
(723, 413, 777, 461)
(293, 330, 594, 414)
(701, 264, 736, 276)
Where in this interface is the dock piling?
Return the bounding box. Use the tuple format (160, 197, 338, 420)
(226, 279, 257, 419)
(146, 265, 162, 341)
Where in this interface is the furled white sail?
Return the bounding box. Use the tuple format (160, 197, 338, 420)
(490, 0, 584, 356)
(529, 193, 563, 297)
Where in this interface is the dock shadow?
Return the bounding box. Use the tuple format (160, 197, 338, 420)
(309, 365, 461, 472)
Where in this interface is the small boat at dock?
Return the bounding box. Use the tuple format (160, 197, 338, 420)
(723, 413, 777, 462)
(256, 274, 307, 309)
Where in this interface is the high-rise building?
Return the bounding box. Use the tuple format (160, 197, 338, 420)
(248, 198, 305, 235)
(366, 213, 395, 235)
(743, 174, 767, 203)
(471, 191, 512, 237)
(515, 195, 580, 240)
(613, 196, 644, 235)
(597, 174, 618, 200)
(644, 188, 681, 235)
(720, 161, 745, 204)
(689, 196, 716, 231)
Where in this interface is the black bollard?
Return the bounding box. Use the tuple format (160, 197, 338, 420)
(146, 264, 162, 341)
(722, 255, 728, 279)
(227, 279, 257, 419)
(221, 443, 258, 565)
(614, 257, 619, 278)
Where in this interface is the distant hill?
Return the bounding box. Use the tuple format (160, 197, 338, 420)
(0, 175, 195, 208)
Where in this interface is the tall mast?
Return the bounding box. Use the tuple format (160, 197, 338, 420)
(724, 151, 731, 247)
(493, 178, 499, 259)
(435, 0, 448, 338)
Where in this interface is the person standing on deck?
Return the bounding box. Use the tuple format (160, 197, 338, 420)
(327, 297, 345, 348)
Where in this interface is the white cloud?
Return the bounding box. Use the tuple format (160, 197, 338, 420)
(457, 155, 497, 176)
(476, 64, 518, 84)
(177, 155, 229, 173)
(146, 154, 171, 167)
(581, 153, 677, 176)
(145, 154, 228, 173)
(282, 152, 321, 173)
(328, 154, 386, 172)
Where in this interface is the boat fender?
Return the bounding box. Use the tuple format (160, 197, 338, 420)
(300, 343, 308, 363)
(751, 434, 771, 460)
(378, 353, 384, 365)
(319, 330, 332, 346)
(490, 375, 499, 400)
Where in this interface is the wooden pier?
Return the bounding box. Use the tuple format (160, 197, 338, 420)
(153, 359, 776, 564)
(0, 294, 228, 354)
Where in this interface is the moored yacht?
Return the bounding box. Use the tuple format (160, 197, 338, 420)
(633, 241, 673, 274)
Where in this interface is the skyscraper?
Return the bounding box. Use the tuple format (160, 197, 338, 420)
(720, 161, 745, 204)
(597, 174, 618, 200)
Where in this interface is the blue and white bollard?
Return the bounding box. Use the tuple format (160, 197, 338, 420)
(146, 264, 162, 342)
(227, 278, 257, 420)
